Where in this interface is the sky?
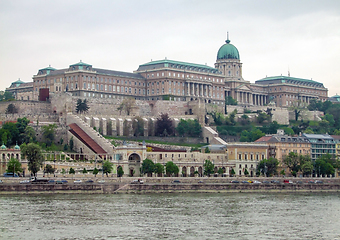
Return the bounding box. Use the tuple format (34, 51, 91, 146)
(1, 0, 340, 96)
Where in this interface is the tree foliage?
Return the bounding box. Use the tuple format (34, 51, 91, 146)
(225, 96, 238, 105)
(282, 152, 312, 176)
(76, 99, 90, 114)
(141, 158, 155, 175)
(6, 103, 18, 114)
(0, 91, 15, 101)
(117, 98, 135, 116)
(154, 163, 164, 176)
(103, 160, 114, 177)
(156, 113, 174, 136)
(44, 164, 55, 174)
(132, 116, 144, 137)
(165, 161, 179, 176)
(117, 166, 124, 177)
(42, 124, 57, 147)
(21, 143, 44, 176)
(176, 119, 201, 137)
(69, 167, 75, 174)
(203, 160, 214, 177)
(240, 128, 265, 142)
(93, 167, 99, 177)
(256, 157, 279, 177)
(6, 158, 23, 174)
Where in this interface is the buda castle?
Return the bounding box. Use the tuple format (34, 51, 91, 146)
(7, 37, 328, 108)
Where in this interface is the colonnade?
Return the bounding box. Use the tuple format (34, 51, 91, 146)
(234, 91, 267, 106)
(187, 82, 211, 97)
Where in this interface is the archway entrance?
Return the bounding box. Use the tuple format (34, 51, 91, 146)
(182, 166, 187, 177)
(128, 153, 141, 177)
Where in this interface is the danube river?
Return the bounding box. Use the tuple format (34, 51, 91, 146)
(1, 193, 340, 240)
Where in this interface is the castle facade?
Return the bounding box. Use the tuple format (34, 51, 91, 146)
(7, 37, 328, 108)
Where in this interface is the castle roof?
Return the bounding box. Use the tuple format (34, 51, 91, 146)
(255, 76, 324, 88)
(137, 59, 219, 74)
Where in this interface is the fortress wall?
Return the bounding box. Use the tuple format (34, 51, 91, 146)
(0, 100, 52, 115)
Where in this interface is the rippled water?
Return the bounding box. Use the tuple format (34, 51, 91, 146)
(1, 193, 340, 240)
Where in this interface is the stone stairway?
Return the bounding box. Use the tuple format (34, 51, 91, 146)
(203, 126, 227, 145)
(66, 113, 115, 154)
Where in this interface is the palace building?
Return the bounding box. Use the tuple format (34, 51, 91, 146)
(7, 37, 328, 107)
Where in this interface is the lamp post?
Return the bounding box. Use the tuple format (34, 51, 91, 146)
(53, 159, 56, 177)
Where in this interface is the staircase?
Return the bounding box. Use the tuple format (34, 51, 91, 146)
(67, 113, 115, 154)
(203, 126, 228, 145)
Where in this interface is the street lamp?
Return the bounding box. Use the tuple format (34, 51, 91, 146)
(53, 159, 56, 177)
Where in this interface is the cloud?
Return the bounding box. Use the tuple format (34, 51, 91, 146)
(0, 0, 339, 96)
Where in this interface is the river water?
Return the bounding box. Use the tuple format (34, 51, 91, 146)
(1, 192, 340, 240)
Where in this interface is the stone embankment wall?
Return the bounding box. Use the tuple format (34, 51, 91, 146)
(1, 177, 340, 194)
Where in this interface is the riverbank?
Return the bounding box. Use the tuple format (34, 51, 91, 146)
(1, 177, 340, 194)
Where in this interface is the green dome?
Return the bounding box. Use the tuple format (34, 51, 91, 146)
(14, 144, 20, 150)
(217, 39, 240, 60)
(1, 144, 7, 150)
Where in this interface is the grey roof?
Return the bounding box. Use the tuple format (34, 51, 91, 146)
(94, 68, 145, 80)
(36, 67, 145, 80)
(302, 133, 333, 140)
(202, 145, 227, 151)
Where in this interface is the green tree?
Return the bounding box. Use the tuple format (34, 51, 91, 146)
(217, 167, 224, 175)
(256, 157, 279, 177)
(69, 137, 74, 151)
(23, 126, 36, 144)
(132, 116, 144, 137)
(82, 168, 88, 174)
(204, 147, 210, 153)
(6, 158, 23, 174)
(103, 161, 113, 177)
(76, 99, 90, 114)
(117, 166, 124, 177)
(156, 113, 174, 136)
(240, 114, 250, 125)
(2, 121, 19, 146)
(257, 112, 270, 124)
(93, 167, 99, 177)
(301, 162, 313, 177)
(230, 168, 235, 177)
(154, 163, 164, 177)
(5, 103, 18, 114)
(44, 164, 55, 174)
(61, 168, 66, 175)
(42, 124, 57, 147)
(282, 127, 294, 136)
(203, 160, 214, 177)
(225, 96, 237, 105)
(0, 91, 14, 101)
(282, 152, 300, 176)
(165, 161, 179, 177)
(141, 158, 155, 176)
(69, 167, 75, 175)
(289, 101, 306, 121)
(21, 143, 44, 177)
(244, 168, 249, 176)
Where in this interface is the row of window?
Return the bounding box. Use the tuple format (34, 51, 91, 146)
(238, 153, 265, 161)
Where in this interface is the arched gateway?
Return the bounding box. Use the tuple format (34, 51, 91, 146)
(128, 153, 141, 177)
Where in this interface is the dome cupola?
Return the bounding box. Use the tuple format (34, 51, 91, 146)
(217, 36, 240, 60)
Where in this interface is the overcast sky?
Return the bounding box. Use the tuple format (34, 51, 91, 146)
(1, 0, 340, 97)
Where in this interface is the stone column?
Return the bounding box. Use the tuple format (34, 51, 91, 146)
(187, 82, 190, 96)
(192, 83, 194, 96)
(200, 84, 203, 97)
